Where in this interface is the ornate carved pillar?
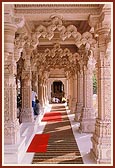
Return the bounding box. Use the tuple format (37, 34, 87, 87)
(44, 84, 47, 104)
(91, 11, 111, 163)
(4, 17, 21, 144)
(79, 61, 96, 133)
(21, 50, 34, 122)
(44, 79, 48, 105)
(74, 70, 83, 121)
(66, 77, 69, 100)
(43, 73, 49, 106)
(45, 78, 49, 104)
(42, 83, 45, 107)
(32, 70, 38, 95)
(38, 76, 44, 107)
(71, 73, 77, 113)
(68, 73, 73, 110)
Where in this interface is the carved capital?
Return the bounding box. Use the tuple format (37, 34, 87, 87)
(14, 49, 22, 62)
(14, 32, 27, 51)
(4, 61, 17, 76)
(14, 16, 25, 28)
(22, 70, 31, 81)
(88, 14, 100, 27)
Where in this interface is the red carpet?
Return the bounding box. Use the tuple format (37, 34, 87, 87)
(42, 112, 62, 122)
(27, 134, 50, 152)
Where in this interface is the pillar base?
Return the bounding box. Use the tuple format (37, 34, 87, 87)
(79, 118, 96, 133)
(21, 108, 34, 122)
(90, 148, 111, 164)
(4, 136, 26, 164)
(74, 112, 81, 122)
(79, 107, 96, 132)
(90, 119, 112, 164)
(4, 121, 38, 164)
(74, 102, 83, 121)
(70, 99, 77, 113)
(4, 119, 20, 144)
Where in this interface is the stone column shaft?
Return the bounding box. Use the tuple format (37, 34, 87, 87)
(43, 84, 45, 107)
(38, 79, 44, 107)
(32, 71, 38, 95)
(80, 65, 96, 133)
(90, 9, 112, 162)
(91, 43, 111, 164)
(21, 70, 34, 122)
(68, 76, 73, 110)
(75, 70, 83, 121)
(4, 23, 20, 144)
(71, 74, 77, 113)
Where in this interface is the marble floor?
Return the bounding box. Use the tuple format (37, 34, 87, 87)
(20, 104, 97, 166)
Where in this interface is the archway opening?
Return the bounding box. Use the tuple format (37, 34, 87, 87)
(51, 81, 64, 103)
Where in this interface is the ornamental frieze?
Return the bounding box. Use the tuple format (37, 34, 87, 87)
(15, 4, 102, 15)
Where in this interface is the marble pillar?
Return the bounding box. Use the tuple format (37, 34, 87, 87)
(32, 70, 38, 95)
(4, 23, 20, 144)
(79, 64, 96, 133)
(91, 25, 112, 164)
(71, 74, 77, 113)
(68, 75, 73, 111)
(21, 72, 34, 122)
(75, 70, 83, 121)
(38, 78, 44, 107)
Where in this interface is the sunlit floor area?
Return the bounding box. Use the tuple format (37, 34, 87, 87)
(20, 103, 96, 165)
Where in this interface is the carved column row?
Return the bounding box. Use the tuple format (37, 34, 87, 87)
(91, 17, 111, 163)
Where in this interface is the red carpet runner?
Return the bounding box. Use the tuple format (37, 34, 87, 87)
(42, 111, 62, 121)
(32, 104, 83, 164)
(27, 134, 50, 152)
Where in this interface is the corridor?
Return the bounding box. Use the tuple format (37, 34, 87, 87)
(21, 104, 96, 165)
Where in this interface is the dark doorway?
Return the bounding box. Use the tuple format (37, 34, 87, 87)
(51, 81, 64, 102)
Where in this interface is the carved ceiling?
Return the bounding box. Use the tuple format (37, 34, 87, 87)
(15, 3, 104, 78)
(30, 43, 80, 73)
